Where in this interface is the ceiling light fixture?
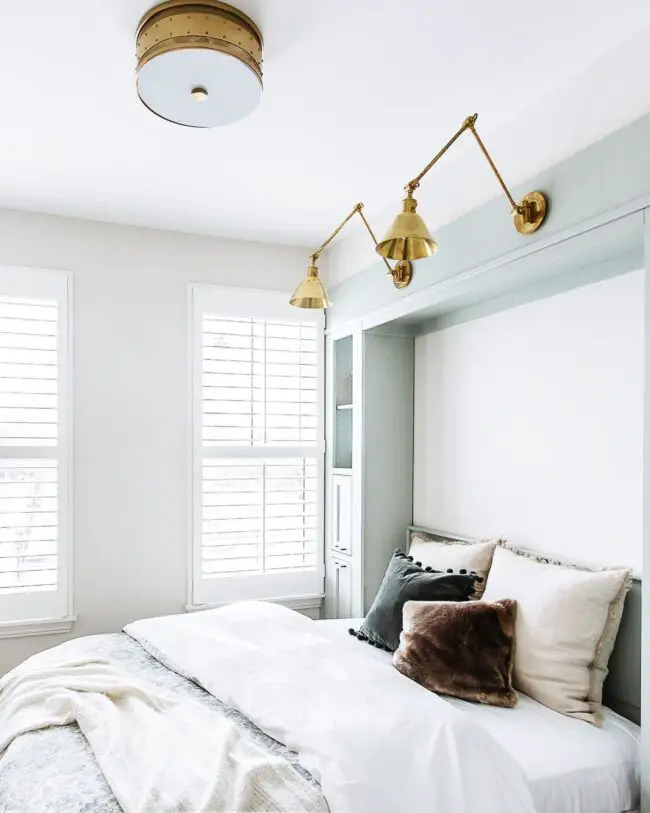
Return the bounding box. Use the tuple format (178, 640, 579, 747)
(135, 0, 263, 127)
(290, 203, 412, 309)
(377, 113, 547, 262)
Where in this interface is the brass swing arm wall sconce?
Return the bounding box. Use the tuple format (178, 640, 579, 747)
(375, 113, 547, 263)
(290, 113, 548, 309)
(289, 203, 413, 309)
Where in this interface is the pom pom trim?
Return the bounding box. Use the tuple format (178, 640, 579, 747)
(349, 628, 393, 652)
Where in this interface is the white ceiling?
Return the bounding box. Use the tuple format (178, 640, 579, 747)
(1, 0, 650, 249)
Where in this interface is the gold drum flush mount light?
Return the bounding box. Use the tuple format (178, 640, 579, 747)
(290, 204, 413, 309)
(377, 114, 548, 262)
(135, 0, 263, 127)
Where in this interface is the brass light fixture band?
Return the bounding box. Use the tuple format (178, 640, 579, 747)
(137, 0, 263, 41)
(137, 37, 261, 83)
(136, 0, 263, 84)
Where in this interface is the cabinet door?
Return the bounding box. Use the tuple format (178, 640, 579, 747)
(325, 556, 353, 619)
(331, 474, 353, 556)
(335, 558, 353, 618)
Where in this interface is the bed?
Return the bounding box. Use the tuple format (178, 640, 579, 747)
(320, 617, 640, 813)
(0, 536, 641, 813)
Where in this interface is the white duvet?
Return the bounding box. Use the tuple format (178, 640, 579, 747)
(126, 601, 537, 813)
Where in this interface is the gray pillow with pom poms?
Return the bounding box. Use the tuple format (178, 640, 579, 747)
(348, 550, 479, 651)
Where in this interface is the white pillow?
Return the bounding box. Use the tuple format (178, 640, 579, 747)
(482, 546, 630, 724)
(408, 533, 500, 598)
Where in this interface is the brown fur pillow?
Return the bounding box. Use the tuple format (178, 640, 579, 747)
(393, 599, 518, 708)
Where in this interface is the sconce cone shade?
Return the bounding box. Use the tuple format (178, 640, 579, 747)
(290, 261, 331, 309)
(376, 194, 438, 262)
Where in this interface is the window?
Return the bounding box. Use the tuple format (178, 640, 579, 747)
(190, 285, 324, 606)
(0, 267, 72, 629)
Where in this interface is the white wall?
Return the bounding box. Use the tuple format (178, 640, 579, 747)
(413, 269, 644, 571)
(0, 208, 306, 675)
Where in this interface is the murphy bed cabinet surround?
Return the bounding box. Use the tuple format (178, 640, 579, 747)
(324, 329, 414, 618)
(320, 114, 650, 806)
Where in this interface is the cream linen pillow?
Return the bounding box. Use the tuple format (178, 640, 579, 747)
(482, 546, 630, 725)
(408, 533, 501, 598)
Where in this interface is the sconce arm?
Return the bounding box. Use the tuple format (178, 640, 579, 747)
(311, 203, 364, 261)
(406, 113, 522, 215)
(407, 114, 477, 192)
(310, 203, 413, 289)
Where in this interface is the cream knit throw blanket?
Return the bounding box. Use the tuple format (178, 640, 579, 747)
(0, 654, 328, 813)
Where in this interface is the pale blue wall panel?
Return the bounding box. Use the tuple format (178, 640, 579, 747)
(328, 114, 650, 327)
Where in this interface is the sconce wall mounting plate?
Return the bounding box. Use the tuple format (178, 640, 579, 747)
(513, 191, 547, 235)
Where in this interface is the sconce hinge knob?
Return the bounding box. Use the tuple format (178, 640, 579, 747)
(514, 191, 547, 235)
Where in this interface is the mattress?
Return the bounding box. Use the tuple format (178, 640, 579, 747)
(317, 618, 640, 813)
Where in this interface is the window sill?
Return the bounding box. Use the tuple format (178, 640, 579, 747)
(185, 594, 324, 613)
(0, 615, 77, 640)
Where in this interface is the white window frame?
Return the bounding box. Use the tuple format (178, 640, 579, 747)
(188, 284, 325, 609)
(0, 266, 74, 638)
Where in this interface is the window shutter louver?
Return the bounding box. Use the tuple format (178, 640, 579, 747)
(0, 271, 71, 626)
(192, 287, 324, 606)
(202, 317, 318, 447)
(0, 298, 58, 594)
(201, 458, 318, 576)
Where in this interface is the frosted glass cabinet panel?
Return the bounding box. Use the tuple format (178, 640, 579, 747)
(333, 335, 353, 469)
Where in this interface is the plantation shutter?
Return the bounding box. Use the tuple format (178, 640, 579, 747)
(0, 268, 71, 625)
(191, 286, 324, 605)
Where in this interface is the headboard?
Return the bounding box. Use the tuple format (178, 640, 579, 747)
(406, 525, 641, 725)
(603, 577, 641, 724)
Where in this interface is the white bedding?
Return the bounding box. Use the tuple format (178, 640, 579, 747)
(320, 618, 640, 813)
(127, 601, 538, 813)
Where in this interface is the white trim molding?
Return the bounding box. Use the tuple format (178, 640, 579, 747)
(0, 614, 76, 640)
(184, 594, 324, 613)
(188, 284, 326, 608)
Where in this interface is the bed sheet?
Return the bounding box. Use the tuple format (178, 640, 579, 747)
(318, 618, 640, 813)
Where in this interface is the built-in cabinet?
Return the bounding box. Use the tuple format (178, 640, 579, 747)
(324, 327, 414, 619)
